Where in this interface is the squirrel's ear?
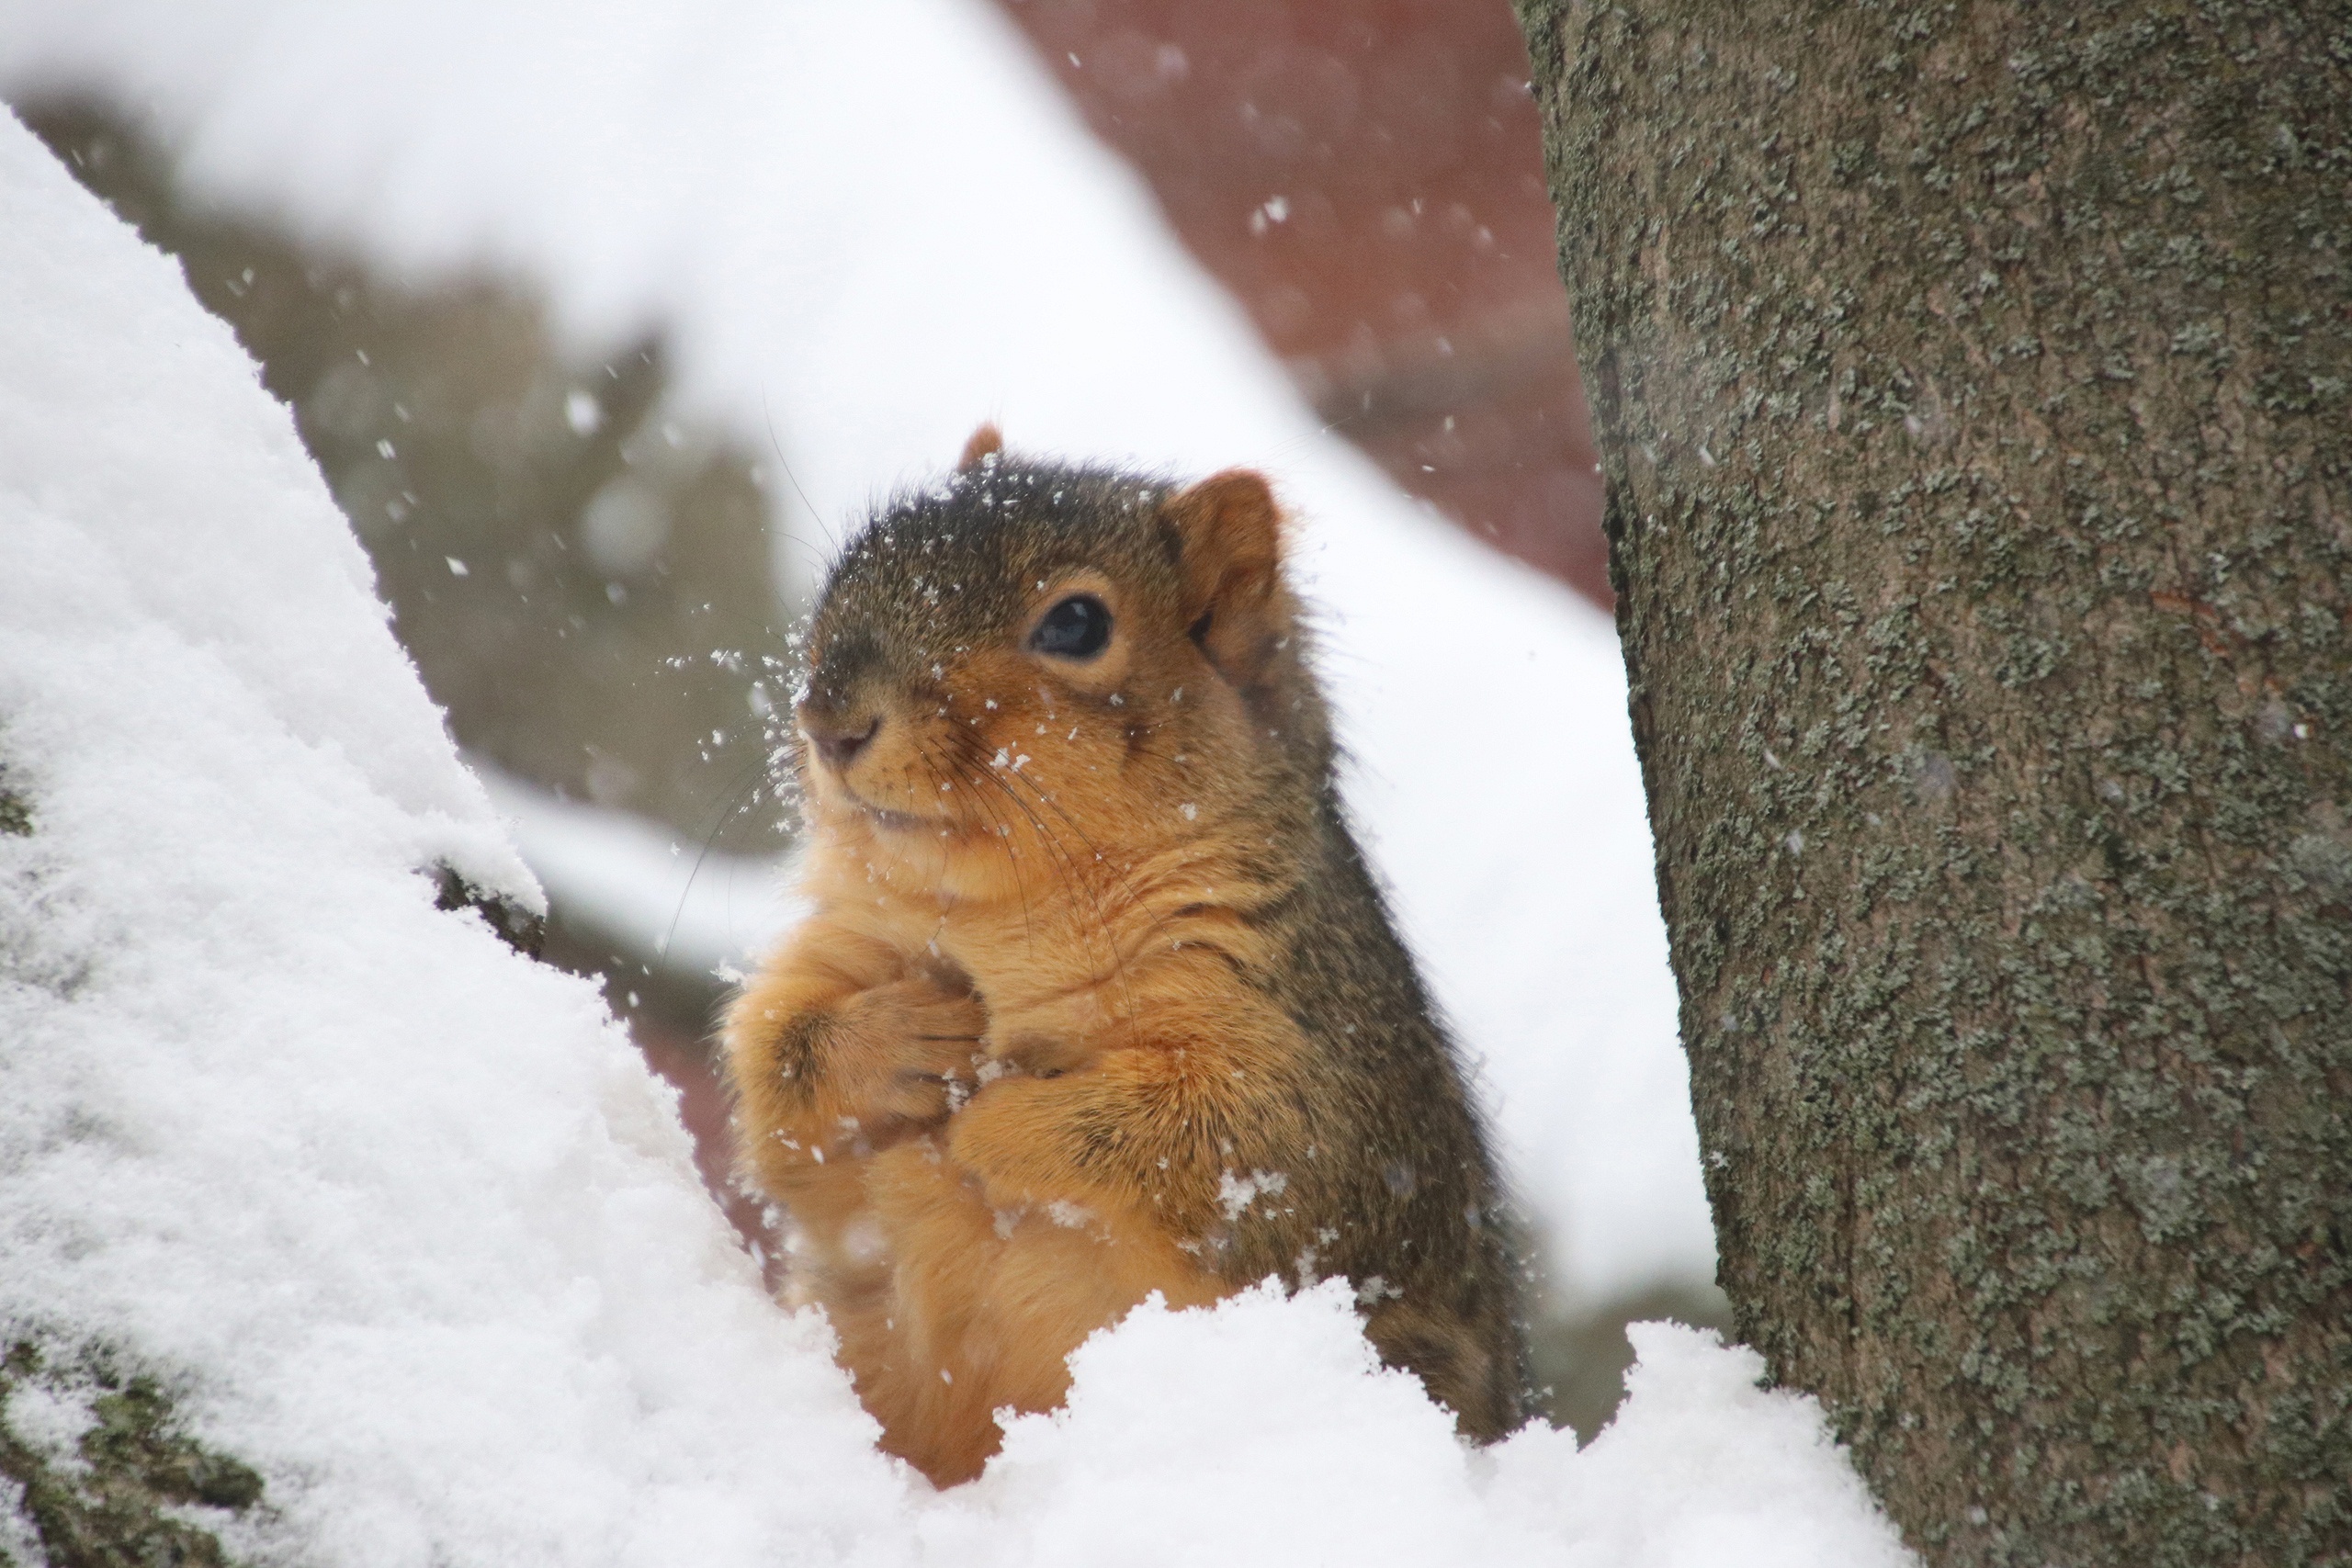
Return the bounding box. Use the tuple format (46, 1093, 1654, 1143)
(1164, 468, 1288, 687)
(957, 423, 1004, 471)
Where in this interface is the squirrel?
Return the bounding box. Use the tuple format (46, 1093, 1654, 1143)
(722, 427, 1525, 1485)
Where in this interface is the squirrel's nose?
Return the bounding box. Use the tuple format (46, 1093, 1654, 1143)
(800, 705, 880, 773)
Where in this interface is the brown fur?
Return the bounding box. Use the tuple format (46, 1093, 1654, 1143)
(956, 422, 1004, 471)
(723, 439, 1525, 1485)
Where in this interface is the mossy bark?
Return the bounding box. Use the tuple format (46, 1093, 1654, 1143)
(1515, 2, 2351, 1562)
(1, 1343, 264, 1568)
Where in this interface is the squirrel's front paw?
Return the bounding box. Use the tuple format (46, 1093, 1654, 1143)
(830, 976, 989, 1142)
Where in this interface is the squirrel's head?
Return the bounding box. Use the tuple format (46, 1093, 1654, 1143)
(793, 431, 1326, 884)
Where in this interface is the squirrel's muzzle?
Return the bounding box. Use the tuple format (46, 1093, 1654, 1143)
(799, 701, 880, 774)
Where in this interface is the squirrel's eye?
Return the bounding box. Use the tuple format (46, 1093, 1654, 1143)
(1030, 593, 1113, 660)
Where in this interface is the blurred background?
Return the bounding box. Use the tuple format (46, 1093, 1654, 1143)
(6, 0, 1713, 1439)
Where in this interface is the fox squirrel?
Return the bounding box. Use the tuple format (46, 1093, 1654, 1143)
(723, 428, 1525, 1484)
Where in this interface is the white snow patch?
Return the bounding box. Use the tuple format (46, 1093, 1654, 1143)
(1216, 1168, 1291, 1223)
(0, 1380, 97, 1475)
(0, 1478, 42, 1568)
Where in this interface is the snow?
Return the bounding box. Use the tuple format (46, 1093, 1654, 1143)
(0, 107, 899, 1564)
(0, 0, 1706, 1304)
(933, 1291, 1909, 1566)
(0, 95, 1917, 1568)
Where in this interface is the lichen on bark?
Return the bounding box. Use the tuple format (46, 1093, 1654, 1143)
(1, 758, 30, 840)
(1, 776, 266, 1562)
(1517, 1, 2351, 1562)
(0, 1341, 266, 1568)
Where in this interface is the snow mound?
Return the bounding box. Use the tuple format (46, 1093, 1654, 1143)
(936, 1285, 1915, 1567)
(1487, 1325, 1921, 1567)
(0, 103, 901, 1565)
(0, 107, 1913, 1566)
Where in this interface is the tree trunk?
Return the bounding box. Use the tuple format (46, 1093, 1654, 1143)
(1514, 2, 2352, 1562)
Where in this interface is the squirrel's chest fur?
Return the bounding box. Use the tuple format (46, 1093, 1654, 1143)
(804, 826, 1298, 1067)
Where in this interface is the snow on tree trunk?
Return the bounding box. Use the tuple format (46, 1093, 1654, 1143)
(1517, 1, 2352, 1562)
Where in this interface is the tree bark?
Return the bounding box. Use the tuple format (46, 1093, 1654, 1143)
(1515, 2, 2351, 1562)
